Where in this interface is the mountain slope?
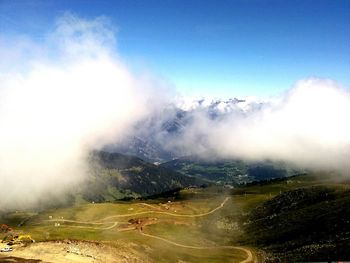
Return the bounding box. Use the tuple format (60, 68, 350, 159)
(81, 151, 205, 202)
(242, 185, 350, 262)
(161, 156, 303, 185)
(106, 98, 264, 163)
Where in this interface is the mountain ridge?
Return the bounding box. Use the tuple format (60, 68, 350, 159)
(80, 151, 206, 202)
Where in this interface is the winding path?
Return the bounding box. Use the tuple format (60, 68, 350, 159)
(140, 231, 254, 263)
(47, 197, 229, 225)
(42, 197, 254, 262)
(61, 222, 118, 230)
(98, 197, 230, 221)
(46, 219, 107, 225)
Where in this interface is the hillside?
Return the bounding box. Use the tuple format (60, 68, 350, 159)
(81, 151, 205, 202)
(213, 173, 350, 262)
(107, 98, 262, 163)
(161, 156, 303, 185)
(241, 185, 350, 262)
(1, 172, 349, 262)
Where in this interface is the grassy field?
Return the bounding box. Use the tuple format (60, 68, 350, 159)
(1, 173, 345, 262)
(226, 173, 350, 262)
(1, 188, 251, 263)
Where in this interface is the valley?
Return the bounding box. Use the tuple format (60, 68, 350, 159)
(0, 188, 255, 263)
(1, 172, 348, 262)
(2, 2, 349, 262)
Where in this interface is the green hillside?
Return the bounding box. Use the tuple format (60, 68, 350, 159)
(161, 156, 303, 185)
(1, 171, 349, 262)
(242, 185, 350, 261)
(222, 173, 350, 262)
(81, 151, 206, 202)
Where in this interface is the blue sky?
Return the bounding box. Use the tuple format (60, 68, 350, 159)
(1, 0, 349, 98)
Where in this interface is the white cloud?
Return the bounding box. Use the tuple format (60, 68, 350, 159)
(0, 13, 165, 209)
(174, 78, 350, 172)
(1, 13, 349, 210)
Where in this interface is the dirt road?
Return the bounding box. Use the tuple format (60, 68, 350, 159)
(99, 197, 230, 221)
(3, 240, 149, 263)
(38, 197, 256, 262)
(140, 231, 254, 263)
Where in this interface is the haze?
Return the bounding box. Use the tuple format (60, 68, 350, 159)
(0, 12, 349, 209)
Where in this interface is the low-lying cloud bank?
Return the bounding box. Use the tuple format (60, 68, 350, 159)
(172, 78, 350, 172)
(0, 13, 167, 209)
(0, 14, 349, 209)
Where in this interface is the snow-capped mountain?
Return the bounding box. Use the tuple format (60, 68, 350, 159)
(106, 97, 266, 163)
(175, 97, 265, 114)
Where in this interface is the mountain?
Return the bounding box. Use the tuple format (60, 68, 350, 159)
(161, 155, 303, 185)
(106, 98, 266, 163)
(176, 97, 265, 115)
(79, 151, 206, 202)
(104, 135, 174, 164)
(102, 98, 303, 186)
(243, 184, 350, 262)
